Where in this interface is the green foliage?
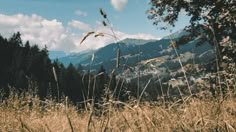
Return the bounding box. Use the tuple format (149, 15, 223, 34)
(148, 0, 236, 63)
(148, 1, 236, 96)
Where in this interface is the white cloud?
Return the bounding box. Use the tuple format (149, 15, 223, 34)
(0, 13, 160, 53)
(117, 33, 161, 40)
(68, 20, 92, 32)
(0, 13, 76, 52)
(75, 10, 87, 16)
(111, 0, 128, 11)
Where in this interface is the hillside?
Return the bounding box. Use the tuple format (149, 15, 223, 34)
(58, 30, 214, 79)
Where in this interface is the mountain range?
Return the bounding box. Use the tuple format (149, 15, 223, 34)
(50, 30, 215, 83)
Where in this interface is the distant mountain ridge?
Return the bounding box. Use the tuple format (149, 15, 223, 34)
(162, 30, 189, 39)
(57, 37, 160, 67)
(120, 38, 158, 45)
(58, 50, 95, 67)
(49, 51, 66, 60)
(56, 30, 214, 78)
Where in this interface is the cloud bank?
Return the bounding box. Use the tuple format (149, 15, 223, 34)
(0, 13, 159, 53)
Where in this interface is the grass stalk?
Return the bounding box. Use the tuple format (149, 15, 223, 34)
(157, 74, 165, 105)
(209, 25, 223, 100)
(66, 113, 74, 132)
(19, 117, 32, 132)
(52, 66, 60, 102)
(121, 113, 135, 132)
(137, 79, 151, 106)
(172, 44, 192, 95)
(87, 111, 94, 132)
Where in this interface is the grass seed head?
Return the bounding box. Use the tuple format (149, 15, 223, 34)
(99, 8, 107, 18)
(80, 32, 95, 45)
(95, 32, 105, 37)
(102, 21, 107, 26)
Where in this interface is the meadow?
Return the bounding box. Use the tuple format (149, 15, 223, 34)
(1, 90, 236, 131)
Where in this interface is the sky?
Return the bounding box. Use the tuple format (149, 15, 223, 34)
(0, 0, 190, 53)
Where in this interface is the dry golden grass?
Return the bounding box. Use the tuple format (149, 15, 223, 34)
(1, 93, 236, 132)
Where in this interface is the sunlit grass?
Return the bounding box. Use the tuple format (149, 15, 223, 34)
(1, 92, 236, 131)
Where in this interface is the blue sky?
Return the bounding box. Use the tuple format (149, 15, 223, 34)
(0, 0, 190, 53)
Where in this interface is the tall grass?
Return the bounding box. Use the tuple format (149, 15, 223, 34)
(1, 91, 236, 131)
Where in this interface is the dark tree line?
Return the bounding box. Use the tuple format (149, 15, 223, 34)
(0, 32, 129, 107)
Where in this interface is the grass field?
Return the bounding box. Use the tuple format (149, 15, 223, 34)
(1, 92, 236, 132)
